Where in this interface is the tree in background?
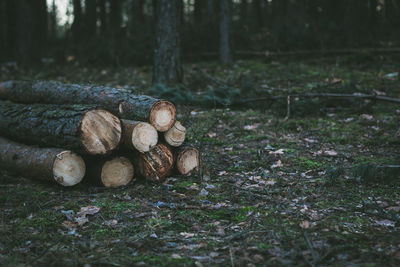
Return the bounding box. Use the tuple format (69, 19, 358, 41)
(219, 0, 232, 64)
(153, 0, 182, 85)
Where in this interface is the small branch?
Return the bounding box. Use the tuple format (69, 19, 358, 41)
(236, 92, 400, 104)
(283, 81, 291, 121)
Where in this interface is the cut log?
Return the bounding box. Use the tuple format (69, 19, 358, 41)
(0, 80, 176, 131)
(164, 121, 186, 147)
(175, 146, 200, 176)
(0, 101, 121, 155)
(136, 143, 174, 182)
(86, 156, 134, 187)
(121, 119, 158, 153)
(0, 137, 85, 186)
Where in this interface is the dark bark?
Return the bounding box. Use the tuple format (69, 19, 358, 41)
(0, 100, 121, 155)
(153, 0, 183, 85)
(0, 80, 176, 131)
(219, 0, 232, 63)
(0, 137, 85, 186)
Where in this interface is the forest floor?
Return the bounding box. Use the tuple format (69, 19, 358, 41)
(0, 54, 399, 266)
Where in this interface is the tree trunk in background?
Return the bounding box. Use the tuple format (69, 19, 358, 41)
(110, 0, 122, 37)
(194, 0, 203, 25)
(98, 0, 107, 33)
(5, 0, 16, 60)
(0, 0, 5, 59)
(85, 0, 97, 37)
(49, 0, 57, 40)
(72, 0, 83, 41)
(15, 0, 47, 64)
(132, 0, 145, 24)
(219, 0, 231, 64)
(240, 0, 248, 24)
(253, 0, 264, 29)
(153, 0, 183, 85)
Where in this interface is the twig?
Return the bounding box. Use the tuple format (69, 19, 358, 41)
(283, 81, 291, 121)
(229, 247, 235, 267)
(303, 231, 318, 266)
(236, 92, 400, 104)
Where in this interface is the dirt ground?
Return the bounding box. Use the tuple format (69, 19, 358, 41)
(1, 55, 399, 266)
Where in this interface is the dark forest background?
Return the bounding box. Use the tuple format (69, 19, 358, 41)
(0, 0, 399, 66)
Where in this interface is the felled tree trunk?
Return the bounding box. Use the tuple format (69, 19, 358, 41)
(0, 101, 122, 155)
(136, 143, 174, 182)
(175, 145, 200, 176)
(85, 156, 134, 187)
(0, 80, 176, 132)
(163, 121, 186, 147)
(0, 137, 85, 186)
(121, 119, 158, 153)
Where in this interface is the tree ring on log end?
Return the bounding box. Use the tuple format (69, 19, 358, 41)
(149, 100, 176, 132)
(177, 148, 200, 176)
(164, 121, 186, 147)
(131, 122, 158, 152)
(101, 157, 134, 187)
(53, 151, 86, 186)
(80, 109, 122, 155)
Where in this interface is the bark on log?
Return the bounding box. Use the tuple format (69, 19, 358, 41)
(136, 143, 174, 182)
(164, 121, 186, 147)
(85, 156, 134, 187)
(0, 101, 122, 155)
(121, 119, 158, 153)
(175, 145, 200, 176)
(0, 80, 176, 132)
(0, 136, 85, 186)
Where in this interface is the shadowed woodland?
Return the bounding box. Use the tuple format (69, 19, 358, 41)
(0, 0, 400, 266)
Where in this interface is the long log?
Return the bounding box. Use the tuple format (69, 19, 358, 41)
(175, 145, 200, 176)
(85, 156, 134, 187)
(163, 121, 186, 147)
(136, 143, 174, 182)
(0, 101, 122, 155)
(121, 119, 158, 153)
(0, 80, 176, 132)
(0, 137, 85, 186)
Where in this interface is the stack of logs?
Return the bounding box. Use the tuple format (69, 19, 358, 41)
(0, 81, 200, 187)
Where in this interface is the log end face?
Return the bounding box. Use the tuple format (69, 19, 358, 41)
(101, 157, 134, 187)
(177, 148, 200, 176)
(131, 122, 158, 153)
(164, 121, 186, 147)
(80, 109, 122, 155)
(138, 143, 174, 182)
(149, 100, 176, 132)
(53, 151, 86, 186)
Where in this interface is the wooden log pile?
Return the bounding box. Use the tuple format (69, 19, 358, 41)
(0, 80, 201, 187)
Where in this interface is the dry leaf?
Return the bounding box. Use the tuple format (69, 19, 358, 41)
(271, 160, 283, 169)
(269, 149, 285, 155)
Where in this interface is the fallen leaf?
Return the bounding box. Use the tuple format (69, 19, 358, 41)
(199, 189, 209, 196)
(180, 232, 195, 238)
(76, 205, 100, 217)
(375, 219, 395, 227)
